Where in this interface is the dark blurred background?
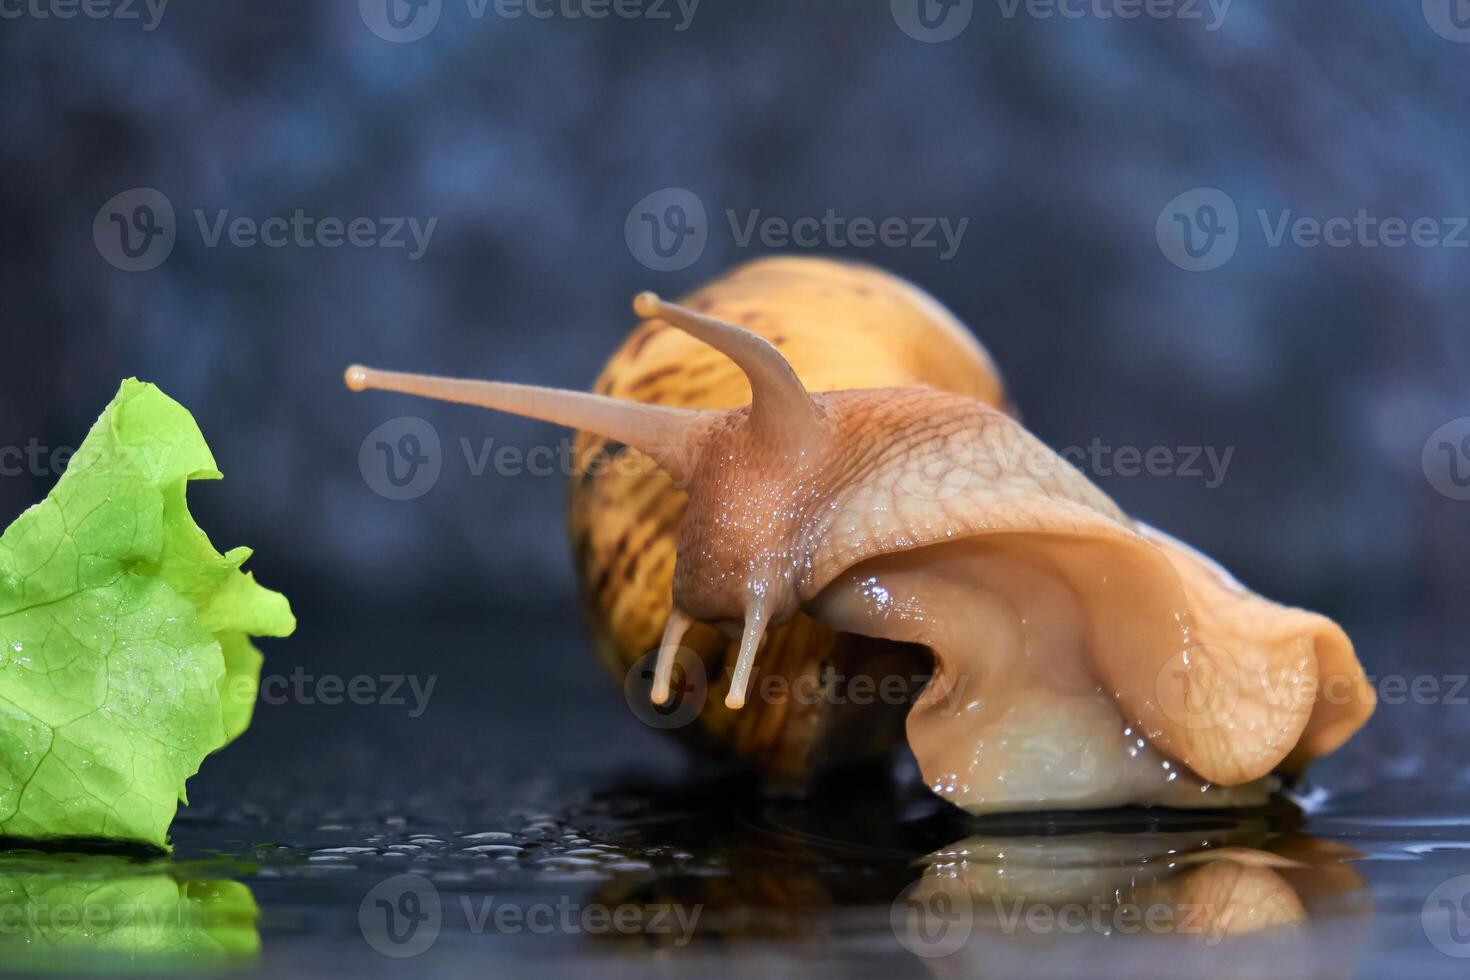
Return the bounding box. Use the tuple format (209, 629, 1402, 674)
(1, 0, 1466, 795)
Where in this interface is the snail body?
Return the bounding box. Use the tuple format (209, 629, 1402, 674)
(345, 257, 1374, 814)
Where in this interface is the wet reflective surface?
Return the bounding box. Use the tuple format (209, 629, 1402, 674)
(1, 612, 1466, 977)
(3, 779, 1469, 977)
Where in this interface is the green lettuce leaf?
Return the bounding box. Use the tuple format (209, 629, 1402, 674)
(0, 380, 294, 848)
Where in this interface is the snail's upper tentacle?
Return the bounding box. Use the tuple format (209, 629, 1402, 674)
(343, 364, 711, 485)
(632, 291, 826, 453)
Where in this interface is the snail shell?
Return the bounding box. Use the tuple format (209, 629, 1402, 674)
(568, 257, 1008, 782)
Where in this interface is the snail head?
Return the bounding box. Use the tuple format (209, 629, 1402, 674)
(345, 292, 843, 710)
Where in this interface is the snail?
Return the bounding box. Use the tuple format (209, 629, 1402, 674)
(344, 256, 1374, 814)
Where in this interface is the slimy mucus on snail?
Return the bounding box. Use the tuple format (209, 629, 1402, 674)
(345, 257, 1374, 815)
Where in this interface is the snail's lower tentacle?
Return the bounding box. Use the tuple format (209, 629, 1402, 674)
(725, 599, 773, 710)
(651, 607, 694, 705)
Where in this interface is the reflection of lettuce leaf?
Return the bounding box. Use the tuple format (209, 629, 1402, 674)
(0, 854, 259, 972)
(0, 380, 294, 848)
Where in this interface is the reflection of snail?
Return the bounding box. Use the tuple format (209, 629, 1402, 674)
(345, 257, 1374, 814)
(574, 784, 1368, 963)
(907, 824, 1371, 968)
